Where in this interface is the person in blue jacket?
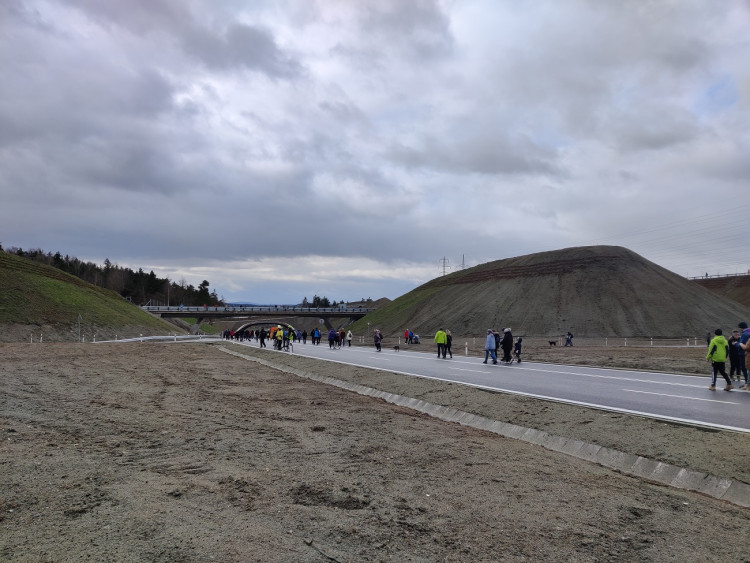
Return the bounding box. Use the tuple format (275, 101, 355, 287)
(483, 329, 497, 365)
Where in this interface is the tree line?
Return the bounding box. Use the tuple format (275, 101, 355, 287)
(2, 244, 221, 307)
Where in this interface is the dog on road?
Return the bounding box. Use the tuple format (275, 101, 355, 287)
(393, 345, 400, 352)
(548, 341, 557, 347)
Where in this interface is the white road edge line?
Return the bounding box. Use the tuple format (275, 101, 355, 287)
(623, 389, 740, 404)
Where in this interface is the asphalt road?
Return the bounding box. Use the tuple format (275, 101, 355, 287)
(245, 340, 750, 434)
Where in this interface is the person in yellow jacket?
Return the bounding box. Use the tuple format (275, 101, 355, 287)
(275, 326, 284, 350)
(706, 328, 733, 391)
(434, 328, 447, 359)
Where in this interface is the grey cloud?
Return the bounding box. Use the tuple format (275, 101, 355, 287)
(318, 100, 366, 126)
(487, 2, 716, 146)
(387, 131, 560, 176)
(66, 0, 302, 78)
(183, 23, 302, 78)
(608, 104, 700, 152)
(65, 0, 194, 36)
(352, 0, 454, 61)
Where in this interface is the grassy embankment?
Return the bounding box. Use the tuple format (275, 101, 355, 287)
(0, 252, 180, 341)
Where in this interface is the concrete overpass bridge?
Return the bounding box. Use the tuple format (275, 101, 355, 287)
(141, 304, 376, 332)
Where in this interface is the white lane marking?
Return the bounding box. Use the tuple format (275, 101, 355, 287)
(450, 363, 707, 388)
(505, 366, 705, 388)
(623, 389, 740, 404)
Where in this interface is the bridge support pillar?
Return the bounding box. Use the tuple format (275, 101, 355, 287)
(190, 317, 206, 335)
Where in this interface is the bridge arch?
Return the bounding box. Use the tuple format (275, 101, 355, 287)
(231, 319, 299, 334)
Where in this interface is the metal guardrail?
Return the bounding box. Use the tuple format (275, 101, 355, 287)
(95, 334, 221, 344)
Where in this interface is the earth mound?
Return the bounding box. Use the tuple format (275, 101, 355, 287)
(357, 245, 750, 338)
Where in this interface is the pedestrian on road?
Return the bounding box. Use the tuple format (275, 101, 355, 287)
(728, 329, 741, 381)
(446, 330, 453, 358)
(737, 321, 750, 389)
(373, 329, 383, 352)
(346, 330, 353, 347)
(328, 328, 337, 349)
(501, 328, 513, 363)
(434, 328, 447, 358)
(483, 329, 498, 364)
(514, 337, 523, 363)
(706, 328, 733, 391)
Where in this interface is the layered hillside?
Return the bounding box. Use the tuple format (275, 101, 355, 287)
(355, 246, 750, 338)
(693, 275, 750, 308)
(0, 252, 183, 342)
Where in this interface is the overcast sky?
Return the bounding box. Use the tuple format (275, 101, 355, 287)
(2, 1, 749, 304)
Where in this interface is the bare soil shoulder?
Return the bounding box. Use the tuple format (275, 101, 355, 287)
(1, 342, 748, 562)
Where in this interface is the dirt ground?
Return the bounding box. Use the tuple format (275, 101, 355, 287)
(2, 341, 749, 562)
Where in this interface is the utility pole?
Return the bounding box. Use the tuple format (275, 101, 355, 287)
(439, 257, 450, 276)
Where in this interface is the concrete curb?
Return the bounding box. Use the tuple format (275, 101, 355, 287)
(219, 346, 750, 508)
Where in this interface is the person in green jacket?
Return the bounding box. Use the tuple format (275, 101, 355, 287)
(706, 328, 733, 391)
(434, 328, 447, 359)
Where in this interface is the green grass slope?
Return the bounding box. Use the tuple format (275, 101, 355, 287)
(351, 246, 750, 339)
(0, 252, 183, 342)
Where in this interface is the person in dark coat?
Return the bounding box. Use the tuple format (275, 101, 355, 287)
(373, 329, 383, 352)
(501, 328, 513, 363)
(728, 329, 741, 381)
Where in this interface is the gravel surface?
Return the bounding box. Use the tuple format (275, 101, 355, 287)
(2, 341, 749, 561)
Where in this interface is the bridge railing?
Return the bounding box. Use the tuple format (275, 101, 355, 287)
(141, 305, 377, 314)
(687, 272, 750, 280)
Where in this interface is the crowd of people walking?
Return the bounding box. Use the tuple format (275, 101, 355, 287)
(220, 321, 750, 394)
(707, 321, 750, 391)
